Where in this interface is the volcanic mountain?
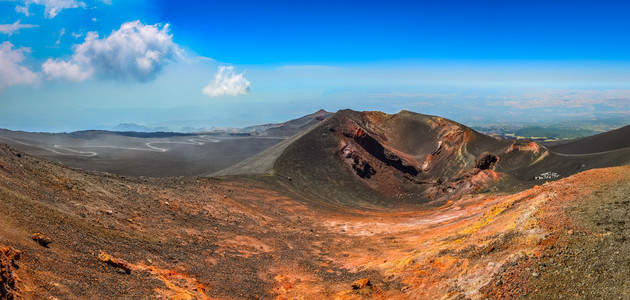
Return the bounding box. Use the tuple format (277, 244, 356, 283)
(239, 109, 333, 137)
(219, 109, 630, 207)
(2, 109, 630, 299)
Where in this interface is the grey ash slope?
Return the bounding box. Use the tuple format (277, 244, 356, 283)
(544, 124, 630, 154)
(210, 119, 325, 176)
(216, 109, 630, 208)
(240, 109, 333, 137)
(0, 128, 281, 177)
(0, 110, 332, 177)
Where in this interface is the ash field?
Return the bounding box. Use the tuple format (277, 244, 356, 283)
(0, 110, 331, 177)
(2, 109, 630, 299)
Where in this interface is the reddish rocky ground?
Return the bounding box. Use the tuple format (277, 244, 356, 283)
(1, 140, 630, 299)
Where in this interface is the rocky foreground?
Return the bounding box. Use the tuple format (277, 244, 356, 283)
(1, 139, 630, 299)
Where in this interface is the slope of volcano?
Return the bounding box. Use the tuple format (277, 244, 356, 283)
(219, 109, 630, 208)
(2, 109, 630, 299)
(545, 123, 630, 154)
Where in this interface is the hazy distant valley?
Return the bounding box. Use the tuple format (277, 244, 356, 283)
(473, 120, 626, 142)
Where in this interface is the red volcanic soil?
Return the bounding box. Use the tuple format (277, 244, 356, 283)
(2, 110, 630, 299)
(2, 141, 630, 299)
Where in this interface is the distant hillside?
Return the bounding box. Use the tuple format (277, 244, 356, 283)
(547, 124, 630, 154)
(112, 123, 155, 132)
(239, 109, 333, 137)
(515, 126, 598, 139)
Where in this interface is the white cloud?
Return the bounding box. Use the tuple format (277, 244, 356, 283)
(0, 20, 38, 36)
(55, 28, 65, 45)
(13, 0, 86, 18)
(202, 66, 251, 97)
(42, 21, 182, 82)
(42, 58, 91, 81)
(15, 4, 31, 17)
(0, 41, 38, 90)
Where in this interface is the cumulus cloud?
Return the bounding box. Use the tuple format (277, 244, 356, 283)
(13, 0, 86, 18)
(202, 66, 251, 97)
(42, 20, 181, 82)
(0, 41, 38, 90)
(0, 20, 38, 36)
(42, 58, 91, 81)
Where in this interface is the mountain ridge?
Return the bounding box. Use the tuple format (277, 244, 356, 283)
(218, 109, 630, 207)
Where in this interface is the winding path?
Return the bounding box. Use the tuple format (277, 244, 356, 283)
(0, 135, 285, 157)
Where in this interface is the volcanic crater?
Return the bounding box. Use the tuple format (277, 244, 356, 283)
(2, 109, 630, 299)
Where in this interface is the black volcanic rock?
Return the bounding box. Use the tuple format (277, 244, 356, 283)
(343, 127, 418, 176)
(475, 152, 498, 170)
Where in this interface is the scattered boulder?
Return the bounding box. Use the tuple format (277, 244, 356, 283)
(1, 246, 22, 299)
(351, 278, 371, 289)
(534, 172, 560, 180)
(98, 251, 131, 274)
(31, 233, 52, 248)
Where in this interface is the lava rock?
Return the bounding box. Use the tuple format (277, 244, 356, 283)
(352, 278, 372, 289)
(475, 152, 498, 170)
(31, 233, 52, 248)
(1, 246, 22, 299)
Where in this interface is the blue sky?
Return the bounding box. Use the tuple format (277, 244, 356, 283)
(1, 0, 630, 132)
(158, 0, 630, 63)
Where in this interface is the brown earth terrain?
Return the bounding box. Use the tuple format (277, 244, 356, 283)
(1, 109, 630, 299)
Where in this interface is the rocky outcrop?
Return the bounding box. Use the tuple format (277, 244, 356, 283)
(475, 152, 499, 170)
(0, 246, 21, 300)
(342, 127, 418, 177)
(341, 145, 377, 179)
(351, 278, 372, 289)
(98, 251, 132, 274)
(31, 233, 52, 248)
